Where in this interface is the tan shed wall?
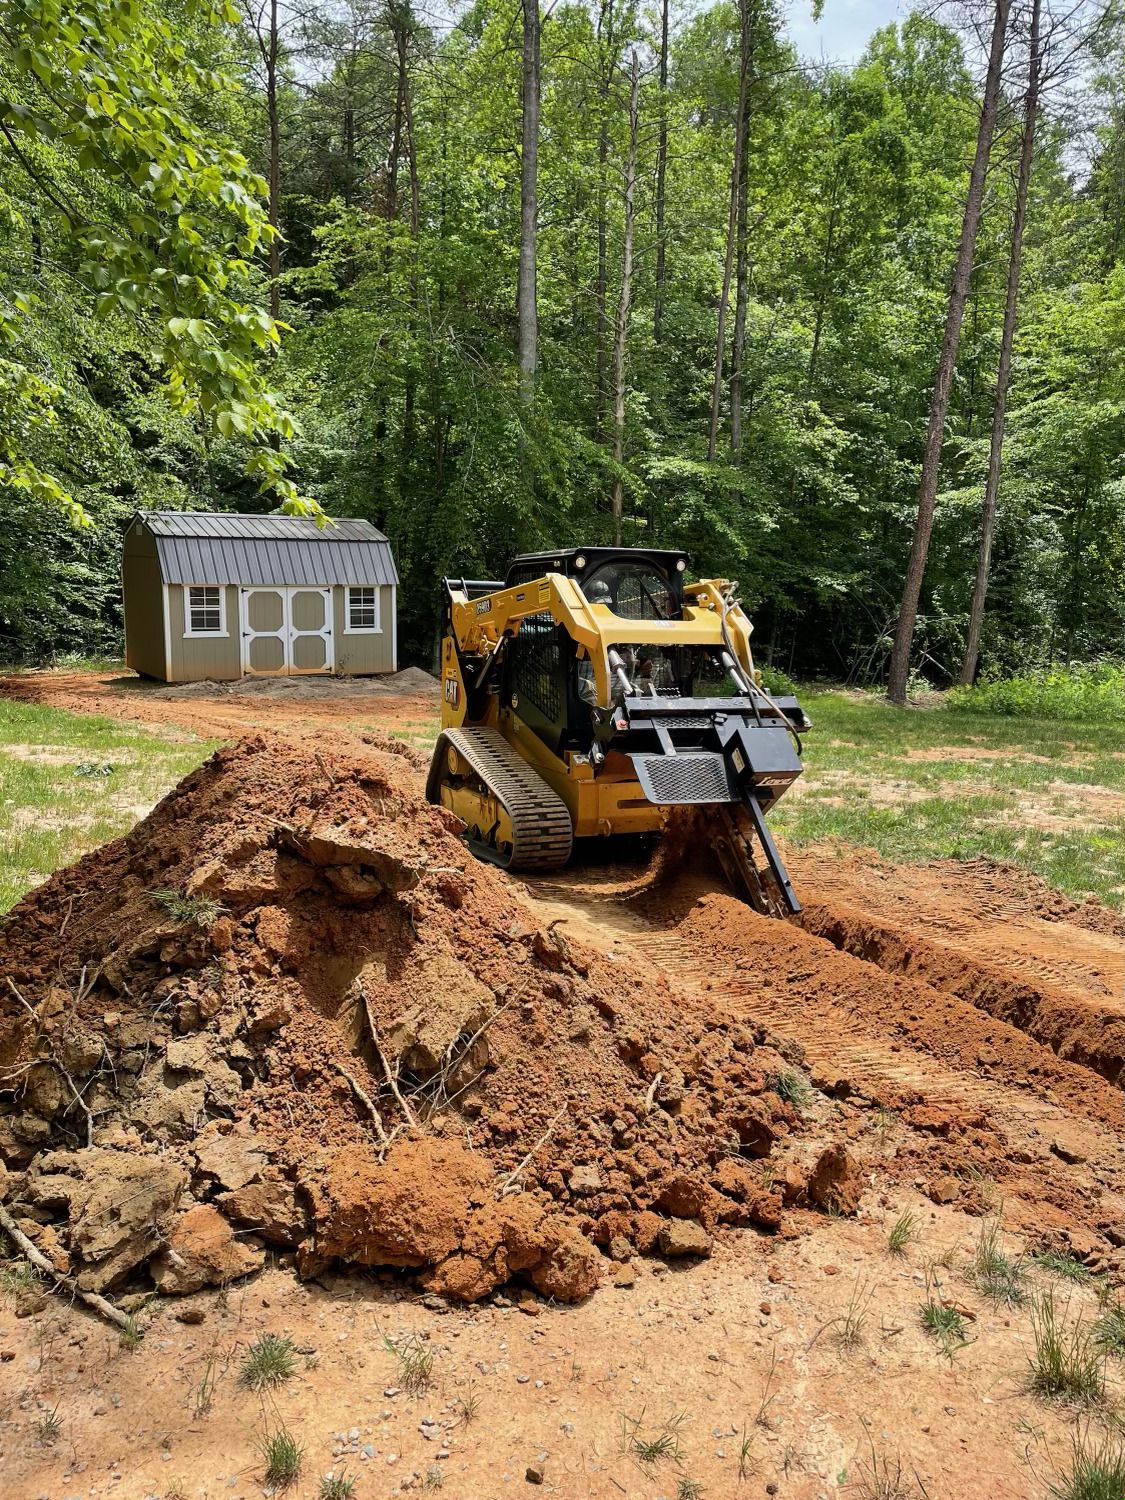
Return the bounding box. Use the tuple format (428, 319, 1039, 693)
(332, 586, 396, 675)
(167, 584, 242, 682)
(122, 547, 167, 680)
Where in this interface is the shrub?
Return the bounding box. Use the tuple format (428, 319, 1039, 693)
(948, 661, 1123, 723)
(757, 664, 797, 697)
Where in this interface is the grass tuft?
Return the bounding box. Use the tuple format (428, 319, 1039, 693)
(423, 1465, 444, 1490)
(258, 1426, 302, 1488)
(967, 1218, 1026, 1306)
(1034, 1249, 1093, 1284)
(240, 1333, 297, 1391)
(318, 1473, 356, 1500)
(150, 886, 227, 927)
(1047, 1428, 1125, 1500)
(1029, 1293, 1107, 1406)
(383, 1330, 435, 1394)
(1092, 1299, 1123, 1359)
(619, 1408, 687, 1467)
(677, 1479, 704, 1500)
(919, 1292, 969, 1359)
(34, 1404, 62, 1445)
(887, 1210, 918, 1257)
(768, 1068, 812, 1109)
(119, 1315, 143, 1351)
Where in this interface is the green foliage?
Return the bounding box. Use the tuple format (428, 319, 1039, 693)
(0, 0, 310, 520)
(948, 662, 1123, 723)
(258, 1426, 302, 1487)
(0, 0, 1121, 681)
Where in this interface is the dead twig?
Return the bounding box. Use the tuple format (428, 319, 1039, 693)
(642, 1072, 663, 1116)
(361, 987, 419, 1130)
(6, 977, 37, 1018)
(0, 1202, 133, 1331)
(334, 1064, 390, 1148)
(496, 1106, 567, 1197)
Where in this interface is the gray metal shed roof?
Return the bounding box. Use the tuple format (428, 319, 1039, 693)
(138, 512, 399, 588)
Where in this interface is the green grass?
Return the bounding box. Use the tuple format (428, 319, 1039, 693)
(772, 690, 1123, 905)
(967, 1219, 1027, 1307)
(240, 1334, 297, 1391)
(886, 1210, 918, 1257)
(1029, 1293, 1108, 1406)
(1034, 1250, 1094, 1285)
(0, 698, 215, 913)
(919, 1295, 969, 1358)
(258, 1426, 302, 1488)
(1049, 1431, 1125, 1500)
(149, 887, 227, 927)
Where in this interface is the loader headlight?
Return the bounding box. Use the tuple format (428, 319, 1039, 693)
(675, 558, 686, 571)
(575, 554, 587, 570)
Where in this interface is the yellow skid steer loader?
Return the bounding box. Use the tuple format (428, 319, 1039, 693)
(426, 547, 811, 916)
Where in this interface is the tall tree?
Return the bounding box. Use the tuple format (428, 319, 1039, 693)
(707, 0, 753, 461)
(886, 0, 1014, 703)
(610, 52, 641, 543)
(959, 0, 1042, 684)
(652, 0, 670, 347)
(518, 0, 541, 402)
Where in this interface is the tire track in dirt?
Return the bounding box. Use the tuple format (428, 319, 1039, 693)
(525, 869, 1122, 1259)
(796, 901, 1125, 1087)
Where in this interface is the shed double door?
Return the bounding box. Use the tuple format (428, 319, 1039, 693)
(239, 587, 334, 676)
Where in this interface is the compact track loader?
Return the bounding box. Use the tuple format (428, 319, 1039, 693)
(425, 547, 811, 916)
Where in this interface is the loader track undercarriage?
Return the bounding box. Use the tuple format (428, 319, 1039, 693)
(426, 727, 574, 872)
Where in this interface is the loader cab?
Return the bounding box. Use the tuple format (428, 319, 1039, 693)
(505, 547, 689, 620)
(501, 548, 690, 756)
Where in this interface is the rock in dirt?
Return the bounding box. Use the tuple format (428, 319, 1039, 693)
(926, 1174, 961, 1205)
(806, 1144, 862, 1216)
(151, 1204, 265, 1294)
(219, 1176, 306, 1248)
(658, 1219, 712, 1258)
(26, 1148, 187, 1290)
(192, 1122, 271, 1192)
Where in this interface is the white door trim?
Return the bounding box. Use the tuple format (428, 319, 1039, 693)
(238, 586, 335, 677)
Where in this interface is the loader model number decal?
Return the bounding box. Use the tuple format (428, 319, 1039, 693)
(475, 598, 492, 615)
(444, 677, 460, 707)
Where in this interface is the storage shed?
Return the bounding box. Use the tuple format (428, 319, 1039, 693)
(123, 511, 398, 682)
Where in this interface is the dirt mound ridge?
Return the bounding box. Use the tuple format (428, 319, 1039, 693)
(0, 734, 805, 1305)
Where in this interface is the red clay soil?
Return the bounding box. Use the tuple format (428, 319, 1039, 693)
(785, 846, 1125, 1085)
(0, 667, 440, 741)
(0, 733, 808, 1306)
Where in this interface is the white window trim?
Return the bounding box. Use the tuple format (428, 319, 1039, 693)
(183, 584, 229, 638)
(344, 584, 382, 635)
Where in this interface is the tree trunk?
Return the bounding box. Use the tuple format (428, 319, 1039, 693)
(959, 0, 1042, 686)
(707, 0, 751, 462)
(594, 0, 615, 435)
(266, 0, 281, 324)
(652, 0, 669, 347)
(388, 7, 407, 222)
(886, 0, 1013, 704)
(729, 9, 753, 464)
(611, 54, 640, 545)
(518, 0, 540, 402)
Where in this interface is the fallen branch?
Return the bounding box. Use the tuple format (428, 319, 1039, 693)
(334, 1064, 390, 1148)
(496, 1105, 567, 1198)
(361, 988, 418, 1130)
(0, 1202, 132, 1332)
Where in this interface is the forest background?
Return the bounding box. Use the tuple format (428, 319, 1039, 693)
(1, 0, 1121, 685)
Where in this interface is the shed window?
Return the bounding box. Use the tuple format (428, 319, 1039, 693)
(346, 586, 380, 633)
(184, 586, 226, 636)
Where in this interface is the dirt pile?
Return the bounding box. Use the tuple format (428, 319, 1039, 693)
(0, 734, 808, 1305)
